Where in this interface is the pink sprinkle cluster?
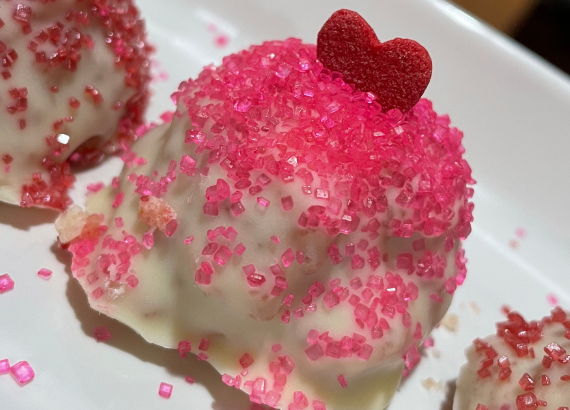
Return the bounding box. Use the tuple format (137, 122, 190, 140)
(304, 328, 374, 362)
(158, 382, 173, 398)
(66, 213, 145, 296)
(171, 38, 474, 240)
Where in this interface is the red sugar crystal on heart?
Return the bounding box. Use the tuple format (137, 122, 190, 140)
(0, 274, 15, 293)
(10, 361, 34, 385)
(158, 382, 173, 398)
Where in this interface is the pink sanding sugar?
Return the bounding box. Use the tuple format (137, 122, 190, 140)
(214, 34, 229, 48)
(37, 268, 52, 280)
(94, 326, 111, 342)
(86, 182, 105, 193)
(0, 359, 10, 374)
(158, 382, 173, 398)
(0, 274, 15, 293)
(10, 361, 35, 385)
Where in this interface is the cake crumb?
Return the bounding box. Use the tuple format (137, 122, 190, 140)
(421, 377, 443, 391)
(470, 301, 481, 314)
(441, 313, 458, 331)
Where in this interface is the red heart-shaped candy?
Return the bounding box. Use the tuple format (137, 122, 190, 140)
(317, 9, 432, 113)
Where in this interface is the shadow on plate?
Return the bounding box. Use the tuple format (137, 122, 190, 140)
(51, 242, 258, 410)
(441, 379, 456, 410)
(0, 201, 58, 230)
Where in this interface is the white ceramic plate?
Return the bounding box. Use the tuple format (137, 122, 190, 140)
(1, 0, 570, 409)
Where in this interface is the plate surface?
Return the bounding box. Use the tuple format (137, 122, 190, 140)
(1, 0, 570, 409)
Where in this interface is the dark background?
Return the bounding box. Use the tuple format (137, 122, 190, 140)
(452, 0, 570, 75)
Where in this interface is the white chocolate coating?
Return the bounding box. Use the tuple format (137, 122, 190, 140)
(0, 0, 149, 208)
(57, 121, 465, 410)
